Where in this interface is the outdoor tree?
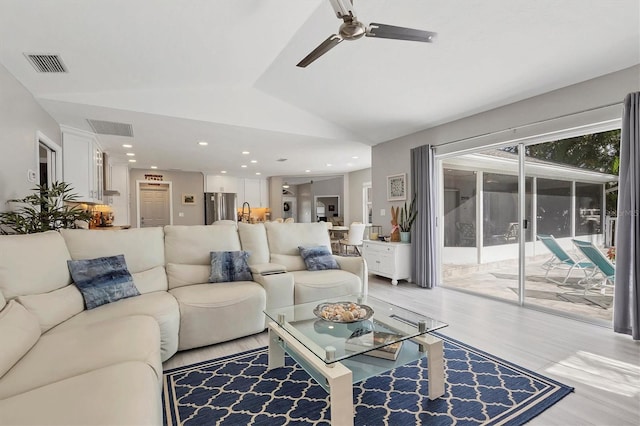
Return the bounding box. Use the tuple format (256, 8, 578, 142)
(503, 130, 620, 215)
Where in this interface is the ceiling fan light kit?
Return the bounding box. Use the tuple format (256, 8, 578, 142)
(297, 0, 437, 67)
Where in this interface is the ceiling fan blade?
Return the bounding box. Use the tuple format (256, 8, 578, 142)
(296, 35, 343, 68)
(366, 23, 437, 43)
(329, 0, 355, 20)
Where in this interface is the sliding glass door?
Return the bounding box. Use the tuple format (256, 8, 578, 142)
(439, 129, 619, 324)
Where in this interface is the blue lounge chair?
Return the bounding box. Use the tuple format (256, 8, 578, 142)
(537, 234, 595, 285)
(572, 239, 615, 294)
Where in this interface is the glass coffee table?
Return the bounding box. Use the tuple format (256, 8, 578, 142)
(264, 294, 448, 426)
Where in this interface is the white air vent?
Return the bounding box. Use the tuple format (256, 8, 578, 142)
(87, 119, 134, 137)
(24, 54, 68, 73)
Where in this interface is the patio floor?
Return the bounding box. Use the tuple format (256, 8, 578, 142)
(442, 256, 614, 323)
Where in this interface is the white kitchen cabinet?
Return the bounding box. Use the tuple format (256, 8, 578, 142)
(62, 126, 103, 203)
(205, 175, 238, 193)
(362, 240, 411, 285)
(238, 178, 269, 208)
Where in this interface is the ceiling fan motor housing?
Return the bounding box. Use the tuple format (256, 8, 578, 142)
(339, 20, 366, 40)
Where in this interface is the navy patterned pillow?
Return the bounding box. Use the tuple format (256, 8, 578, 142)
(209, 251, 253, 283)
(298, 246, 340, 271)
(67, 254, 140, 310)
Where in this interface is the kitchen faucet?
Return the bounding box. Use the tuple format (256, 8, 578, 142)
(241, 202, 251, 223)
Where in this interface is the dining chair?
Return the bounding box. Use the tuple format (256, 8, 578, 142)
(339, 223, 366, 255)
(323, 221, 340, 253)
(284, 217, 295, 223)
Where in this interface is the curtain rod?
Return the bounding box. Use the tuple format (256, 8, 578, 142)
(436, 101, 622, 149)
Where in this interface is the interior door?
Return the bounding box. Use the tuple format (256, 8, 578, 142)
(140, 184, 170, 228)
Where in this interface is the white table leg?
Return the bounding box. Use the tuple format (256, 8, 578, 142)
(327, 369, 355, 426)
(267, 326, 285, 370)
(411, 332, 444, 399)
(267, 321, 355, 425)
(426, 338, 444, 399)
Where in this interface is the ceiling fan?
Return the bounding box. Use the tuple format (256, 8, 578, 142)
(297, 0, 437, 68)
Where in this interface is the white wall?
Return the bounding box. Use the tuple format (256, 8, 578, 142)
(371, 65, 640, 234)
(348, 168, 372, 224)
(0, 63, 60, 207)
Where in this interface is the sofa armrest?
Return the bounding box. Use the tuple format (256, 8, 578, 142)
(333, 256, 368, 295)
(252, 272, 294, 312)
(250, 263, 287, 275)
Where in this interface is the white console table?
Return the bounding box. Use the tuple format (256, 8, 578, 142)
(362, 240, 411, 285)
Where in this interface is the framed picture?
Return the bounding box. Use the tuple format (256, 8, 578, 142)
(387, 173, 407, 201)
(182, 194, 196, 205)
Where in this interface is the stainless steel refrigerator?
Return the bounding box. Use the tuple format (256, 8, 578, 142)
(204, 192, 237, 224)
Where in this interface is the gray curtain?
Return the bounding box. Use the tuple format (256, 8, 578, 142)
(411, 145, 438, 288)
(614, 91, 640, 340)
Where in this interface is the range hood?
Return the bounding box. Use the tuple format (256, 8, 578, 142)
(102, 153, 121, 196)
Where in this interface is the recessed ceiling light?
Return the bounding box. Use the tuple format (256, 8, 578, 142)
(126, 152, 135, 156)
(326, 163, 332, 167)
(221, 170, 227, 174)
(128, 159, 136, 163)
(122, 144, 133, 148)
(241, 165, 247, 168)
(198, 141, 208, 146)
(305, 169, 311, 173)
(282, 184, 290, 189)
(255, 172, 261, 175)
(352, 156, 359, 159)
(242, 151, 250, 155)
(250, 160, 257, 163)
(150, 166, 158, 169)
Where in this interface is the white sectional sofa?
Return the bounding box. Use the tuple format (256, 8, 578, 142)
(0, 222, 366, 425)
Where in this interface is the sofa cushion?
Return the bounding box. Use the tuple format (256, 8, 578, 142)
(0, 315, 162, 400)
(237, 223, 270, 265)
(68, 255, 140, 309)
(61, 228, 165, 277)
(164, 225, 242, 265)
(169, 282, 266, 351)
(166, 264, 210, 289)
(209, 251, 253, 283)
(291, 270, 362, 304)
(0, 231, 72, 299)
(0, 301, 41, 379)
(0, 361, 162, 426)
(131, 265, 169, 294)
(16, 285, 84, 333)
(0, 289, 5, 310)
(49, 291, 180, 362)
(265, 222, 332, 272)
(298, 245, 340, 271)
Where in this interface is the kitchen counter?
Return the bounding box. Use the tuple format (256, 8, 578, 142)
(92, 225, 131, 230)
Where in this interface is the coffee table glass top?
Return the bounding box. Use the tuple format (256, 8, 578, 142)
(264, 293, 447, 365)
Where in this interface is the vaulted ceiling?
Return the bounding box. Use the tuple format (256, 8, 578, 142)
(1, 0, 638, 179)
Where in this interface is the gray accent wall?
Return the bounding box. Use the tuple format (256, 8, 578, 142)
(0, 63, 60, 207)
(372, 65, 640, 235)
(129, 169, 204, 226)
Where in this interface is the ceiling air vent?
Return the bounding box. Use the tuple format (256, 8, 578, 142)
(24, 54, 68, 73)
(87, 119, 134, 137)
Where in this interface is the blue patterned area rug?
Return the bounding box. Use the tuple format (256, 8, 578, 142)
(163, 334, 573, 425)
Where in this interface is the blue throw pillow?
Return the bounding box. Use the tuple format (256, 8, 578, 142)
(209, 251, 253, 283)
(298, 246, 340, 271)
(67, 254, 140, 310)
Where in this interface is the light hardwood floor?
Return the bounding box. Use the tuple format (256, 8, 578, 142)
(164, 275, 640, 425)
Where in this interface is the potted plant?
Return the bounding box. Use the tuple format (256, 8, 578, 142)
(398, 194, 417, 243)
(0, 181, 92, 234)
